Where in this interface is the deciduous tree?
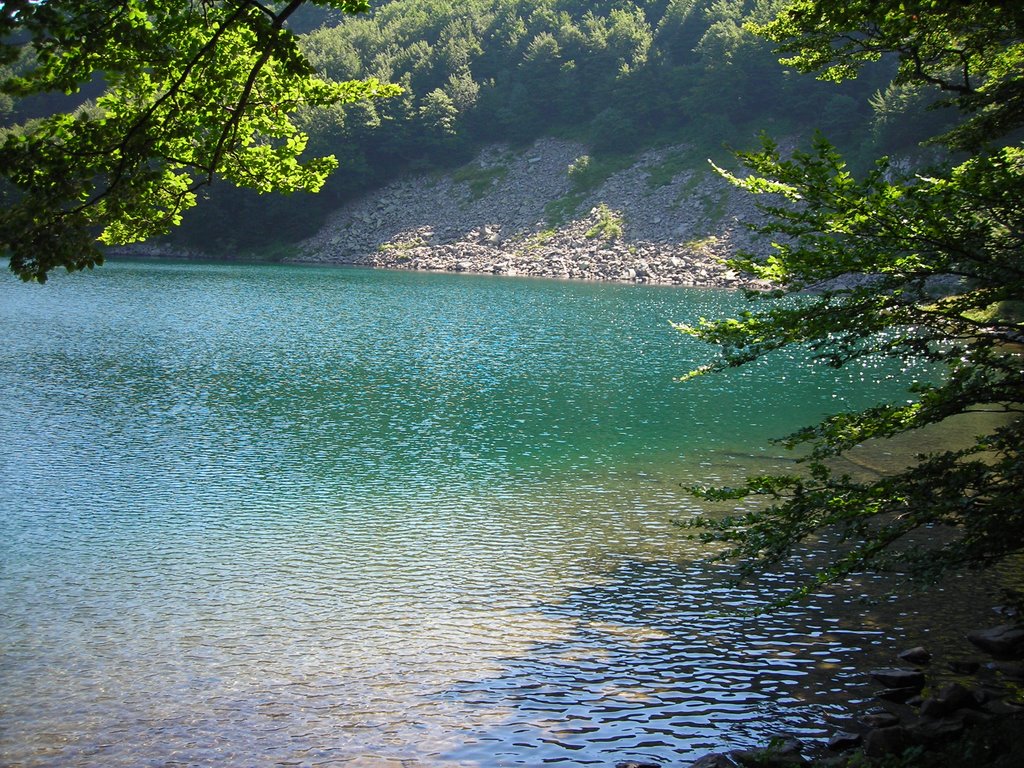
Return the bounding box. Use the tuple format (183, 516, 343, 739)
(679, 0, 1024, 597)
(0, 0, 399, 282)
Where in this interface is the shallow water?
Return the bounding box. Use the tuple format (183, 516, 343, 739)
(0, 261, 1006, 767)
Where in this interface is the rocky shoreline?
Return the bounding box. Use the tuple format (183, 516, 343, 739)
(292, 138, 771, 289)
(117, 138, 775, 289)
(621, 619, 1024, 768)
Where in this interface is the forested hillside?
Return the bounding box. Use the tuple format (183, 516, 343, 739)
(0, 0, 946, 252)
(171, 0, 923, 250)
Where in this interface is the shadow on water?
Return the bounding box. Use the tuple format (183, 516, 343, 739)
(436, 555, 1018, 767)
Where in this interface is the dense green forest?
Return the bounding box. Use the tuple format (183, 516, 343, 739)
(1, 0, 942, 252)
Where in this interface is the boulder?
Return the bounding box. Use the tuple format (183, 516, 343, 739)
(862, 726, 912, 758)
(919, 683, 980, 719)
(957, 708, 993, 728)
(827, 731, 861, 751)
(860, 711, 901, 729)
(967, 624, 1024, 657)
(906, 716, 965, 744)
(690, 754, 737, 768)
(949, 659, 981, 674)
(994, 661, 1024, 680)
(897, 646, 932, 665)
(870, 668, 926, 690)
(982, 698, 1024, 716)
(731, 738, 805, 767)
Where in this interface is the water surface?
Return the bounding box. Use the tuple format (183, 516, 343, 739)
(0, 262, 1001, 767)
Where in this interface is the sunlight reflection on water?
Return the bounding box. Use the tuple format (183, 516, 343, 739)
(0, 262, 1011, 767)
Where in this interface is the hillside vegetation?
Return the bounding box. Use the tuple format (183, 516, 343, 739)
(151, 0, 932, 251)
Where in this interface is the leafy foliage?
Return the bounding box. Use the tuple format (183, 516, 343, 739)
(678, 0, 1024, 595)
(108, 0, 894, 252)
(0, 0, 398, 281)
(753, 0, 1024, 150)
(1, 0, 978, 266)
(585, 203, 625, 240)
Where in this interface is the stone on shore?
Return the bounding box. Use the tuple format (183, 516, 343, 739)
(870, 668, 926, 690)
(897, 646, 932, 665)
(290, 138, 771, 290)
(967, 624, 1024, 657)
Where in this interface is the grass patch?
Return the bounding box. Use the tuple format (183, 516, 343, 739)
(963, 299, 1024, 325)
(545, 152, 635, 227)
(669, 166, 730, 231)
(544, 191, 588, 226)
(585, 203, 624, 241)
(646, 148, 700, 188)
(701, 186, 729, 224)
(451, 162, 509, 200)
(377, 236, 427, 260)
(683, 234, 720, 250)
(516, 228, 559, 258)
(567, 152, 634, 193)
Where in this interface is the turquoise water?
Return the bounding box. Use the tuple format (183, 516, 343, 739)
(0, 261, 974, 767)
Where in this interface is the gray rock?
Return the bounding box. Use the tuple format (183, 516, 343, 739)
(907, 716, 964, 743)
(690, 754, 738, 768)
(289, 137, 771, 289)
(967, 624, 1024, 657)
(876, 686, 923, 703)
(860, 711, 901, 729)
(863, 726, 912, 757)
(897, 646, 932, 665)
(919, 683, 980, 719)
(827, 731, 861, 751)
(870, 668, 926, 690)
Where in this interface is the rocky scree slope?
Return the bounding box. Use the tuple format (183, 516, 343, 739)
(296, 138, 770, 289)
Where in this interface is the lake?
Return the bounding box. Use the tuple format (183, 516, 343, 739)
(0, 261, 1001, 767)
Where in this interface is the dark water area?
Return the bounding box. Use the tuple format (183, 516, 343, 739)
(0, 261, 1012, 767)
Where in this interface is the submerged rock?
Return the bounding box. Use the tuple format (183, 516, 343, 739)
(860, 711, 901, 729)
(876, 686, 922, 703)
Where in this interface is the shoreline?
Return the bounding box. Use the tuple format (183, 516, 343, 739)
(123, 138, 773, 290)
(293, 138, 771, 290)
(289, 205, 771, 289)
(110, 248, 767, 293)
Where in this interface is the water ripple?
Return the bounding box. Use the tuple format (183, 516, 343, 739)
(0, 262, 1007, 767)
